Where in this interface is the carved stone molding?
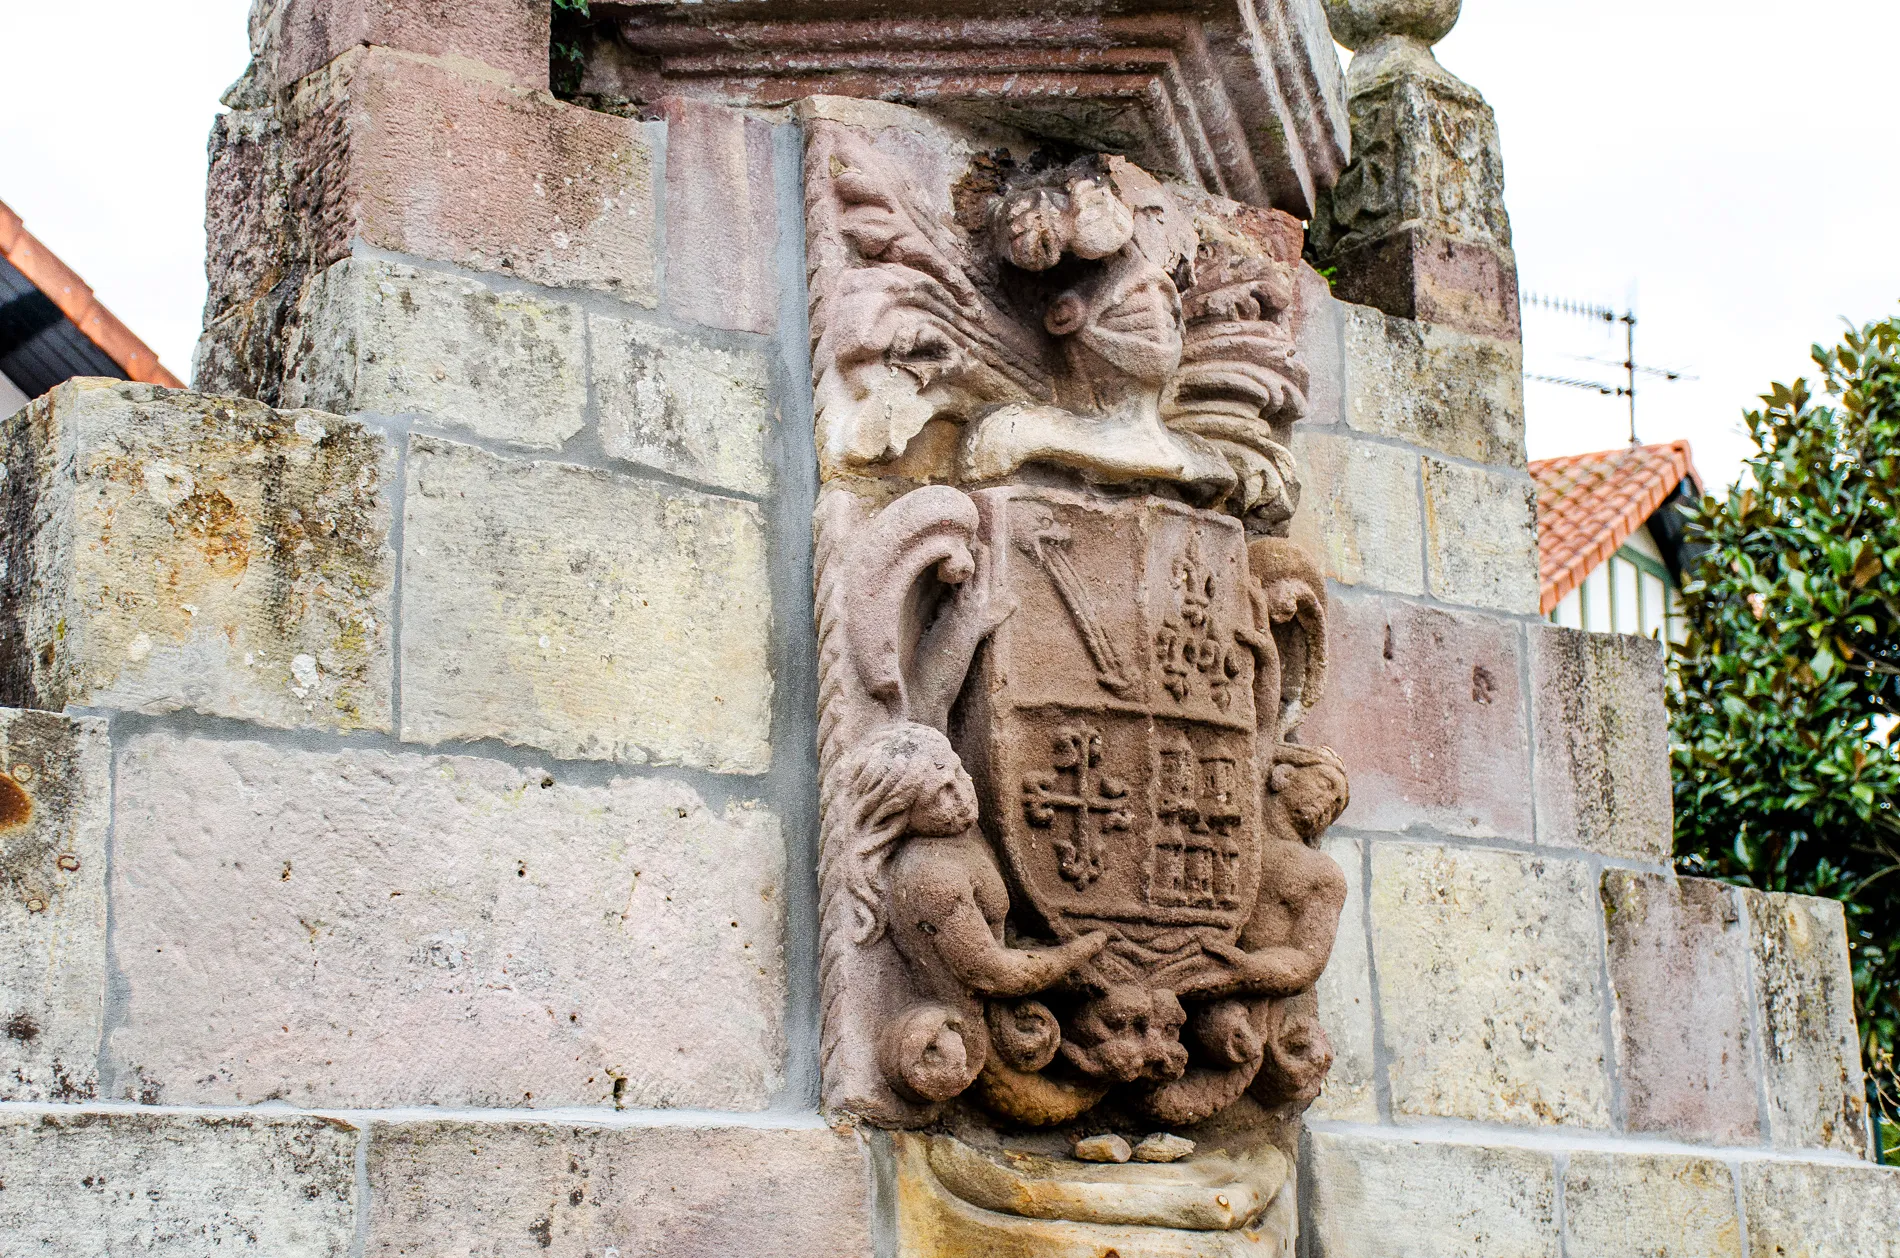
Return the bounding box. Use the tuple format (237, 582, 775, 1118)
(584, 0, 1350, 217)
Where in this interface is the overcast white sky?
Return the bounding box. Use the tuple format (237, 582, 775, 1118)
(4, 0, 1898, 492)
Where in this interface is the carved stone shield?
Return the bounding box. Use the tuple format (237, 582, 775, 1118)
(957, 485, 1265, 997)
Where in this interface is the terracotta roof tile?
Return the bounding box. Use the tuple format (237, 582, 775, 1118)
(0, 198, 184, 389)
(1529, 440, 1702, 615)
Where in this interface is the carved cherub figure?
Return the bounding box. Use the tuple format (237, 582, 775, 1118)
(839, 722, 1109, 1102)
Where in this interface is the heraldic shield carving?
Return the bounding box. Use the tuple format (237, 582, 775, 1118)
(805, 98, 1347, 1252)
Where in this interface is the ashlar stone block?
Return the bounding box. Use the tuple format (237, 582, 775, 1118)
(1422, 456, 1542, 614)
(1288, 429, 1425, 596)
(366, 1122, 871, 1258)
(1739, 1158, 1900, 1258)
(1745, 889, 1870, 1154)
(1371, 843, 1610, 1128)
(1311, 834, 1377, 1123)
(302, 48, 655, 299)
(662, 96, 781, 336)
(1601, 872, 1762, 1145)
(400, 435, 773, 773)
(1341, 304, 1524, 467)
(0, 379, 395, 732)
(1562, 1153, 1742, 1258)
(267, 0, 553, 93)
(0, 1111, 357, 1256)
(1305, 1130, 1558, 1258)
(0, 708, 109, 1102)
(284, 258, 587, 450)
(1299, 592, 1532, 840)
(1531, 627, 1672, 861)
(591, 313, 773, 497)
(107, 732, 786, 1110)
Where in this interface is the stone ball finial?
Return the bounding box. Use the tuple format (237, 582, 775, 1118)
(1323, 0, 1462, 50)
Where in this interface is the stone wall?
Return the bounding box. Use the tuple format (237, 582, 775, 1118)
(1, 0, 1894, 1253)
(0, 3, 874, 1249)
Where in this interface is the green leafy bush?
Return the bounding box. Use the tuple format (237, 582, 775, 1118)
(1671, 317, 1900, 1156)
(550, 0, 593, 99)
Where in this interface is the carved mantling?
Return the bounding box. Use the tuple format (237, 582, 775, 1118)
(806, 100, 1348, 1252)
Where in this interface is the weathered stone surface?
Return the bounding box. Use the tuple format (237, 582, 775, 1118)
(195, 105, 299, 403)
(1745, 890, 1870, 1154)
(366, 1122, 871, 1257)
(1531, 627, 1672, 860)
(1422, 457, 1541, 614)
(1300, 592, 1532, 839)
(1305, 1130, 1558, 1258)
(0, 1111, 357, 1255)
(268, 0, 552, 92)
(1341, 305, 1524, 467)
(284, 258, 586, 450)
(1562, 1152, 1742, 1258)
(1329, 227, 1521, 341)
(1298, 263, 1347, 427)
(662, 96, 780, 335)
(1288, 429, 1425, 595)
(107, 732, 786, 1109)
(591, 314, 773, 496)
(316, 49, 657, 299)
(1311, 833, 1377, 1123)
(400, 436, 772, 772)
(201, 47, 657, 400)
(1740, 1158, 1900, 1257)
(0, 708, 109, 1102)
(1371, 843, 1610, 1128)
(1601, 872, 1762, 1145)
(0, 379, 394, 732)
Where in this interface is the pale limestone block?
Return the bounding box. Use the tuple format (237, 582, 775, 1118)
(1341, 304, 1524, 466)
(1311, 833, 1377, 1122)
(1562, 1152, 1743, 1258)
(591, 313, 772, 496)
(1601, 872, 1762, 1144)
(400, 436, 772, 773)
(107, 732, 786, 1110)
(365, 1122, 871, 1257)
(1, 379, 394, 732)
(1289, 428, 1425, 596)
(285, 258, 586, 450)
(0, 708, 109, 1101)
(1530, 627, 1672, 861)
(0, 1111, 357, 1256)
(1371, 843, 1610, 1128)
(1744, 890, 1870, 1154)
(1305, 1130, 1558, 1258)
(1298, 263, 1346, 427)
(1421, 457, 1541, 614)
(1740, 1158, 1900, 1258)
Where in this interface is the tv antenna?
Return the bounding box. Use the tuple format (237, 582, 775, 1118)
(1523, 293, 1693, 444)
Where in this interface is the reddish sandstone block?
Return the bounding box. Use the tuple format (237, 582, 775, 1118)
(271, 0, 551, 92)
(1601, 872, 1762, 1145)
(663, 97, 780, 335)
(292, 48, 657, 302)
(1301, 591, 1532, 840)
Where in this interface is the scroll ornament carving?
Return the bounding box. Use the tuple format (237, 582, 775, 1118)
(809, 115, 1349, 1183)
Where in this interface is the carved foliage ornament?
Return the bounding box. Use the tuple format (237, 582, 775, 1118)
(809, 111, 1348, 1162)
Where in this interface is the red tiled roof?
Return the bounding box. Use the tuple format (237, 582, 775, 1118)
(1529, 440, 1702, 615)
(0, 198, 184, 388)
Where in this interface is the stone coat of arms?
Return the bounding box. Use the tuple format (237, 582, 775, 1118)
(806, 98, 1348, 1252)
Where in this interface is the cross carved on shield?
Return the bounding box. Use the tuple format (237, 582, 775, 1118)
(1021, 725, 1134, 889)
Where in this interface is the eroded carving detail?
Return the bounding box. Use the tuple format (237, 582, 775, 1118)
(808, 111, 1350, 1245)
